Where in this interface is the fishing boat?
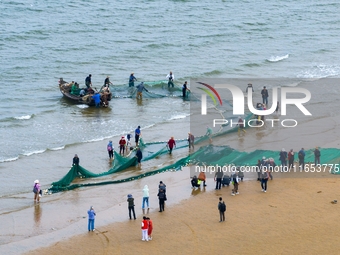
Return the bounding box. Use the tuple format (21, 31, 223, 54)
(59, 78, 112, 107)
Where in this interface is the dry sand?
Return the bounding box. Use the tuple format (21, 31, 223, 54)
(25, 175, 340, 255)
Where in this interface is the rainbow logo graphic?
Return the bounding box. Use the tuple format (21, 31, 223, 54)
(197, 82, 222, 115)
(197, 82, 223, 106)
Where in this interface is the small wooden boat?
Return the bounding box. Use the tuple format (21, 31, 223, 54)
(59, 78, 112, 107)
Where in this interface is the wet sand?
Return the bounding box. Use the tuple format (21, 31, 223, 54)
(23, 176, 340, 255)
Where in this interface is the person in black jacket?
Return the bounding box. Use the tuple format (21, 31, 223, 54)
(157, 189, 166, 212)
(73, 154, 79, 166)
(314, 147, 321, 165)
(218, 197, 226, 222)
(261, 86, 269, 105)
(127, 194, 136, 220)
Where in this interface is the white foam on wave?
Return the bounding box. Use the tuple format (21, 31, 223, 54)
(23, 149, 46, 156)
(0, 157, 19, 163)
(14, 115, 32, 120)
(297, 64, 340, 78)
(168, 113, 190, 121)
(50, 146, 65, 151)
(267, 54, 289, 62)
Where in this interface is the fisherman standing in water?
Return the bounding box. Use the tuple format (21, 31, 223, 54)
(188, 132, 195, 150)
(182, 81, 190, 98)
(135, 126, 141, 146)
(136, 82, 148, 100)
(129, 73, 137, 87)
(237, 116, 246, 134)
(206, 126, 213, 143)
(166, 71, 174, 88)
(104, 76, 112, 87)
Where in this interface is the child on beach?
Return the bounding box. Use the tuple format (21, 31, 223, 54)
(147, 217, 153, 240)
(141, 216, 149, 241)
(218, 197, 226, 222)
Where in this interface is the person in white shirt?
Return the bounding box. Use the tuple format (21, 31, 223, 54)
(166, 71, 174, 88)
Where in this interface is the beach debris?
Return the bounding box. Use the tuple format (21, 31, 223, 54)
(51, 227, 56, 230)
(317, 191, 322, 193)
(331, 200, 337, 204)
(269, 205, 277, 208)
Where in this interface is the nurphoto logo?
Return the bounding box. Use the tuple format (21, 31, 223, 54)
(199, 82, 312, 128)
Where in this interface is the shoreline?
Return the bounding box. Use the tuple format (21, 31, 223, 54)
(23, 176, 340, 255)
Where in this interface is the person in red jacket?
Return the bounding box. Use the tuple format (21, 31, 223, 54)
(119, 136, 126, 155)
(141, 216, 149, 241)
(167, 136, 176, 154)
(147, 217, 153, 240)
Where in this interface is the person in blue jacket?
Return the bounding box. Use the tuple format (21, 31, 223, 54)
(92, 92, 101, 107)
(87, 206, 96, 232)
(129, 73, 137, 87)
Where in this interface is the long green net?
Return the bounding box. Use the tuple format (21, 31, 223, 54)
(49, 108, 340, 193)
(110, 80, 192, 100)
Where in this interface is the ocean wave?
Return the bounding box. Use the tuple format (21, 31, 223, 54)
(168, 113, 190, 121)
(297, 64, 340, 78)
(23, 149, 46, 157)
(14, 115, 33, 120)
(49, 146, 65, 151)
(0, 156, 19, 163)
(266, 54, 289, 62)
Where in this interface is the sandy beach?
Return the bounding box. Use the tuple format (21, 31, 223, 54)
(21, 174, 340, 255)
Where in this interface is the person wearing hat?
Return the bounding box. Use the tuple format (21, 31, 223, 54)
(167, 136, 176, 154)
(119, 136, 127, 155)
(104, 76, 112, 87)
(135, 126, 141, 146)
(87, 206, 96, 231)
(107, 141, 114, 159)
(33, 180, 41, 202)
(129, 73, 137, 87)
(261, 86, 269, 105)
(166, 71, 175, 88)
(127, 194, 136, 220)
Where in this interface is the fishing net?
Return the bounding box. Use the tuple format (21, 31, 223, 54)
(49, 114, 340, 193)
(110, 80, 190, 99)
